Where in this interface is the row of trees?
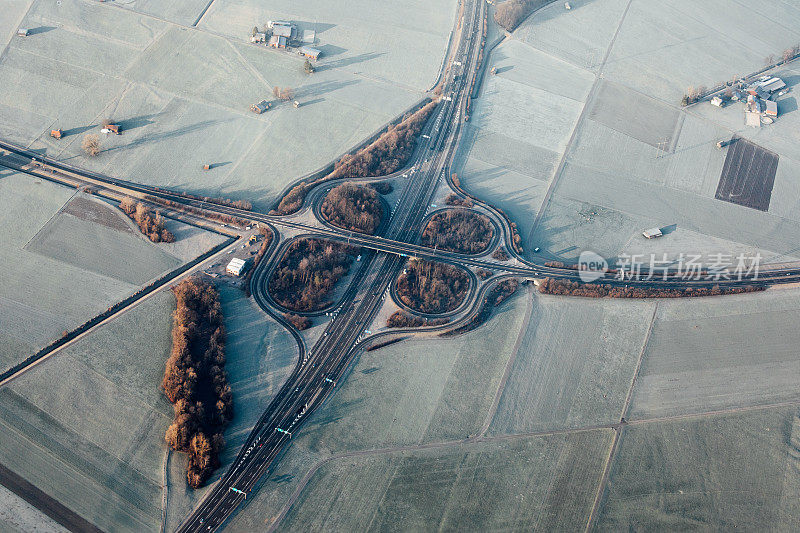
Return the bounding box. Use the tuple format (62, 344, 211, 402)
(536, 278, 764, 298)
(242, 226, 275, 297)
(421, 209, 493, 254)
(146, 195, 249, 226)
(395, 259, 470, 314)
(320, 182, 384, 235)
(162, 278, 233, 488)
(269, 238, 357, 311)
(119, 197, 175, 243)
(276, 100, 437, 215)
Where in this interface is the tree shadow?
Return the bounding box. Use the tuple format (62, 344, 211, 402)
(295, 78, 359, 99)
(300, 97, 325, 107)
(117, 113, 161, 132)
(61, 124, 96, 137)
(315, 52, 385, 72)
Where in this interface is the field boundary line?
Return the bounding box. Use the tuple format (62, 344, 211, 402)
(526, 0, 634, 245)
(21, 189, 77, 250)
(584, 299, 657, 532)
(479, 284, 535, 436)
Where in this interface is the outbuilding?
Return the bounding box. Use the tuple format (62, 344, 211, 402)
(269, 35, 287, 48)
(642, 227, 663, 239)
(226, 257, 251, 277)
(764, 99, 778, 117)
(299, 46, 321, 60)
(251, 32, 266, 43)
(250, 99, 270, 114)
(50, 129, 62, 139)
(17, 28, 29, 37)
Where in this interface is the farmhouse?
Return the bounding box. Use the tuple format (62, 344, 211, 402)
(299, 46, 321, 60)
(226, 257, 251, 277)
(250, 100, 270, 114)
(272, 25, 293, 39)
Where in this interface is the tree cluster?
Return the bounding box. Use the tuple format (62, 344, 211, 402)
(372, 181, 394, 195)
(494, 0, 544, 31)
(445, 193, 473, 207)
(242, 226, 275, 297)
(536, 278, 764, 298)
(276, 100, 437, 215)
(82, 134, 100, 156)
(451, 173, 523, 252)
(162, 278, 232, 488)
(273, 86, 295, 101)
(395, 259, 470, 314)
(386, 310, 448, 328)
(284, 312, 312, 330)
(120, 197, 175, 243)
(492, 248, 509, 261)
(476, 268, 494, 280)
(421, 209, 493, 254)
(320, 182, 384, 235)
(269, 238, 357, 311)
(146, 195, 249, 226)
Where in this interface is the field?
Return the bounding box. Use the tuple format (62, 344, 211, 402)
(487, 294, 653, 435)
(629, 289, 800, 419)
(0, 292, 175, 533)
(0, 0, 457, 210)
(279, 430, 613, 532)
(597, 406, 800, 531)
(454, 0, 800, 264)
(0, 170, 225, 372)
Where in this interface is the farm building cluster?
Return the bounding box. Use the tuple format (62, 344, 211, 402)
(710, 75, 787, 127)
(250, 21, 321, 60)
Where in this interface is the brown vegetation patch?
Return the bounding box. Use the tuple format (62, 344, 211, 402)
(64, 196, 134, 234)
(395, 260, 470, 314)
(277, 101, 437, 215)
(120, 197, 175, 243)
(269, 238, 357, 312)
(284, 312, 312, 330)
(494, 0, 548, 31)
(242, 226, 275, 297)
(421, 209, 493, 254)
(445, 193, 473, 207)
(162, 279, 232, 488)
(320, 182, 384, 235)
(536, 278, 765, 298)
(386, 310, 450, 328)
(146, 195, 249, 226)
(492, 248, 509, 261)
(372, 181, 394, 195)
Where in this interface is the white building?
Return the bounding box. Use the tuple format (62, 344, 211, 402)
(226, 257, 251, 276)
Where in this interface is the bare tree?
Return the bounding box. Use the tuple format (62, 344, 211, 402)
(765, 54, 775, 66)
(82, 134, 100, 156)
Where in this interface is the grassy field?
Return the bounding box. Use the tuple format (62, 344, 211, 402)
(0, 170, 225, 372)
(279, 430, 613, 532)
(597, 406, 800, 531)
(0, 292, 175, 533)
(629, 288, 800, 419)
(0, 0, 456, 210)
(488, 293, 652, 436)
